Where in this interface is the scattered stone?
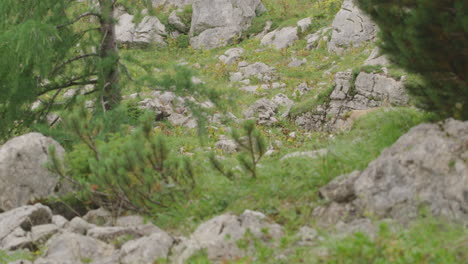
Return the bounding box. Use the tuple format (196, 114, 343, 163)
(173, 210, 283, 263)
(243, 98, 278, 126)
(261, 27, 298, 50)
(0, 134, 69, 211)
(83, 208, 113, 226)
(288, 58, 307, 68)
(215, 137, 239, 153)
(119, 230, 174, 264)
(280, 149, 328, 161)
(297, 226, 318, 246)
(297, 17, 312, 32)
(116, 215, 145, 227)
(151, 0, 193, 8)
(219, 48, 245, 65)
(67, 217, 96, 235)
(52, 215, 69, 228)
(295, 82, 312, 95)
(35, 232, 116, 264)
(238, 62, 276, 82)
(272, 93, 294, 108)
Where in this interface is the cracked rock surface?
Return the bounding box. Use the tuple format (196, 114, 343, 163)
(328, 0, 378, 53)
(0, 133, 70, 211)
(314, 119, 468, 225)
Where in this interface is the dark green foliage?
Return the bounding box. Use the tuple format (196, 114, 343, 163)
(357, 0, 468, 120)
(49, 102, 197, 214)
(176, 34, 190, 49)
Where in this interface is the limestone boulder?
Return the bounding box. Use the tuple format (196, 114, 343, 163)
(314, 119, 468, 224)
(189, 0, 265, 49)
(328, 0, 378, 53)
(261, 27, 298, 50)
(0, 133, 68, 211)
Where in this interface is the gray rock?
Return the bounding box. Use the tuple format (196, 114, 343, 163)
(1, 227, 32, 251)
(281, 149, 328, 161)
(0, 204, 52, 250)
(272, 93, 294, 108)
(52, 215, 69, 228)
(35, 232, 116, 264)
(296, 70, 409, 131)
(243, 98, 278, 126)
(315, 119, 468, 224)
(215, 137, 239, 153)
(31, 224, 59, 245)
(297, 17, 312, 32)
(261, 27, 298, 49)
(119, 230, 174, 264)
(152, 0, 192, 7)
(288, 58, 307, 68)
(116, 12, 166, 46)
(0, 133, 68, 211)
(67, 217, 95, 235)
(328, 0, 378, 53)
(115, 215, 145, 227)
(219, 48, 245, 65)
(295, 82, 312, 95)
(306, 27, 331, 50)
(190, 0, 265, 49)
(83, 207, 113, 226)
(297, 226, 318, 246)
(238, 62, 276, 82)
(364, 48, 390, 66)
(173, 210, 283, 263)
(169, 10, 188, 33)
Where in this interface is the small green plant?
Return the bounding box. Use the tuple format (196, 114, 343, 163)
(49, 102, 196, 214)
(211, 120, 267, 179)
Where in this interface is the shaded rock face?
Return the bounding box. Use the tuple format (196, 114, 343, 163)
(0, 204, 52, 250)
(314, 119, 468, 225)
(0, 133, 68, 211)
(115, 11, 167, 46)
(295, 70, 409, 131)
(190, 0, 265, 49)
(328, 0, 378, 53)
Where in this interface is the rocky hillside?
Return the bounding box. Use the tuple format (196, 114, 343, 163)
(0, 0, 466, 263)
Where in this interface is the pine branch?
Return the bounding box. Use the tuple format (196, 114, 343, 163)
(56, 12, 102, 29)
(50, 53, 99, 76)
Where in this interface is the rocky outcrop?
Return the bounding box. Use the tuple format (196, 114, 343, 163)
(243, 98, 279, 126)
(261, 26, 298, 50)
(295, 70, 409, 131)
(189, 0, 265, 49)
(0, 133, 69, 212)
(115, 11, 167, 46)
(138, 91, 198, 129)
(306, 27, 331, 50)
(314, 119, 468, 225)
(328, 0, 378, 53)
(1, 206, 283, 264)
